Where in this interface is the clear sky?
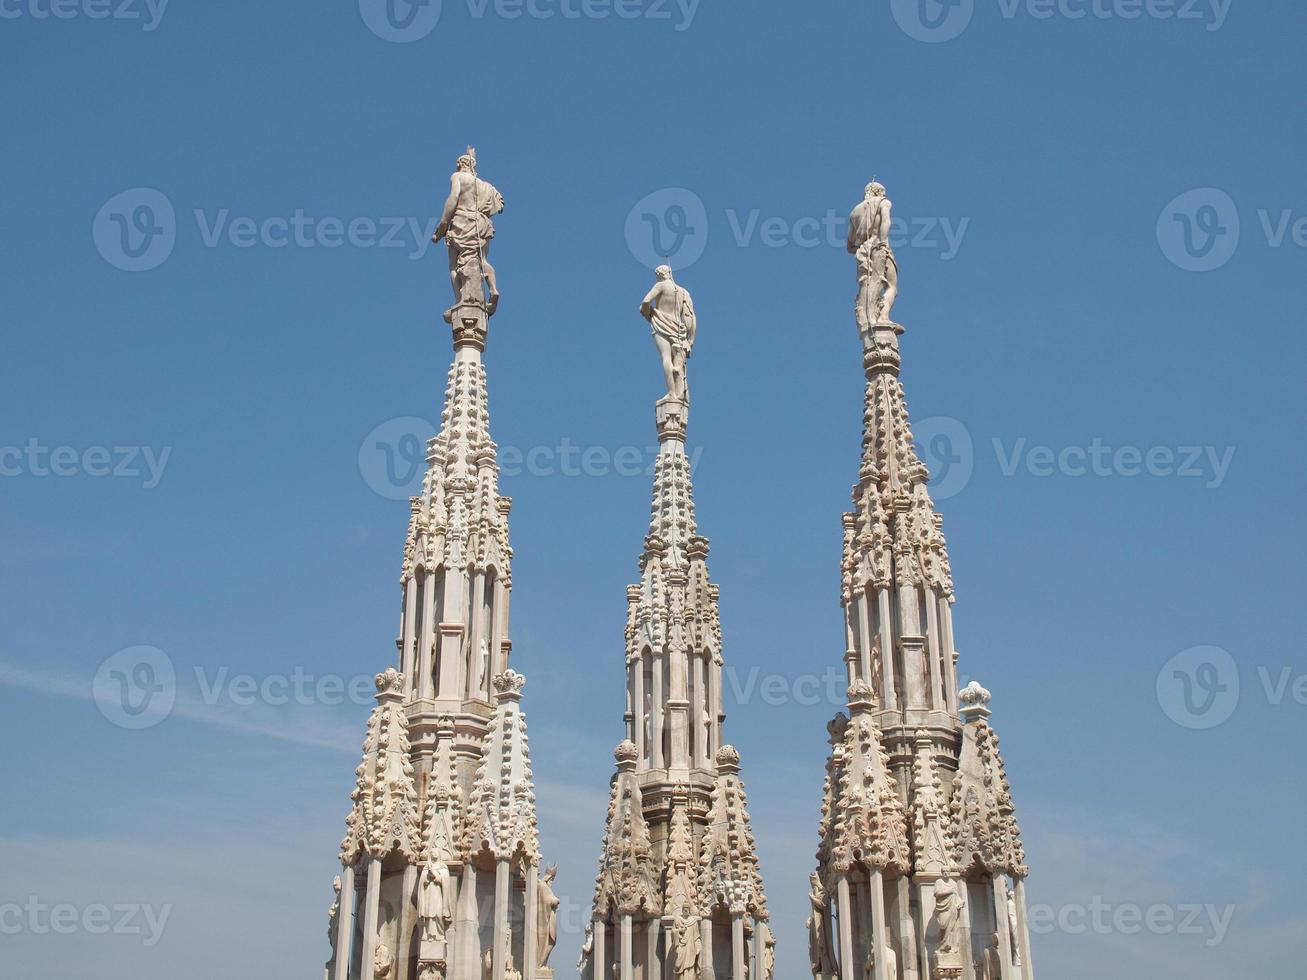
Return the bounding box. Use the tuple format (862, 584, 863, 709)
(2, 1, 1304, 978)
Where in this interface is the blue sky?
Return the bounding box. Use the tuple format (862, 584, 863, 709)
(2, 1, 1304, 977)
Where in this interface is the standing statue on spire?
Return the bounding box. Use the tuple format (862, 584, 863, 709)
(433, 147, 505, 321)
(639, 265, 697, 403)
(848, 180, 899, 339)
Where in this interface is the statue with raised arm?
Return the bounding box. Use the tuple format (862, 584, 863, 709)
(848, 181, 899, 338)
(537, 864, 561, 969)
(432, 147, 505, 320)
(639, 265, 697, 403)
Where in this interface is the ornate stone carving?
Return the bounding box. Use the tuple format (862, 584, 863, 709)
(537, 864, 561, 969)
(672, 904, 702, 980)
(848, 181, 899, 335)
(639, 266, 697, 403)
(433, 147, 504, 322)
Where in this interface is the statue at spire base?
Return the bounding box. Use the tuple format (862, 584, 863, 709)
(639, 265, 697, 403)
(433, 147, 505, 334)
(849, 181, 900, 343)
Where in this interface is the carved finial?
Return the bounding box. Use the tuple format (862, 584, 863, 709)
(959, 681, 992, 722)
(375, 668, 406, 699)
(493, 669, 526, 701)
(715, 744, 741, 772)
(846, 679, 876, 711)
(614, 740, 639, 768)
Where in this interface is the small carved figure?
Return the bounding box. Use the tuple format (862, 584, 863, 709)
(848, 181, 899, 336)
(1007, 889, 1022, 969)
(864, 940, 897, 980)
(432, 147, 505, 317)
(538, 864, 561, 968)
(761, 921, 776, 980)
(577, 922, 595, 974)
(419, 858, 452, 943)
(674, 904, 702, 980)
(639, 265, 697, 403)
(325, 876, 341, 980)
(482, 948, 493, 980)
(374, 942, 395, 980)
(504, 952, 522, 980)
(933, 879, 964, 959)
(807, 872, 834, 976)
(978, 933, 1001, 980)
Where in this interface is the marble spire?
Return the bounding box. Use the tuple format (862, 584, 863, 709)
(581, 271, 772, 980)
(325, 151, 559, 980)
(805, 182, 1036, 980)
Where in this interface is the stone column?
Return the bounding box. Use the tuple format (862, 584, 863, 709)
(915, 882, 933, 980)
(524, 862, 538, 980)
(647, 917, 661, 980)
(399, 864, 418, 980)
(454, 864, 479, 980)
(633, 657, 646, 763)
(593, 917, 607, 980)
(939, 600, 959, 716)
(419, 575, 436, 700)
(493, 859, 510, 980)
(731, 911, 746, 980)
(651, 651, 665, 769)
(1013, 879, 1034, 980)
(699, 918, 715, 980)
(667, 635, 690, 770)
(492, 577, 509, 684)
(691, 652, 708, 767)
(895, 877, 918, 980)
(923, 595, 943, 710)
(468, 569, 487, 699)
(709, 658, 723, 757)
(620, 914, 634, 980)
(838, 876, 856, 980)
(361, 857, 384, 980)
(438, 569, 467, 701)
(957, 882, 974, 980)
(333, 864, 356, 980)
(877, 590, 896, 710)
(992, 878, 1013, 980)
(869, 870, 889, 980)
(402, 578, 417, 688)
(857, 592, 875, 687)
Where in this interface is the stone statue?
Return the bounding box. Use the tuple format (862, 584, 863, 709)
(864, 940, 897, 980)
(504, 952, 522, 980)
(537, 864, 561, 968)
(848, 181, 899, 336)
(639, 265, 697, 403)
(673, 904, 702, 980)
(807, 872, 834, 976)
(577, 922, 594, 974)
(980, 933, 1002, 980)
(760, 921, 776, 980)
(433, 147, 505, 319)
(324, 876, 341, 980)
(374, 942, 395, 980)
(419, 858, 452, 944)
(1007, 889, 1022, 968)
(932, 879, 964, 960)
(482, 948, 493, 980)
